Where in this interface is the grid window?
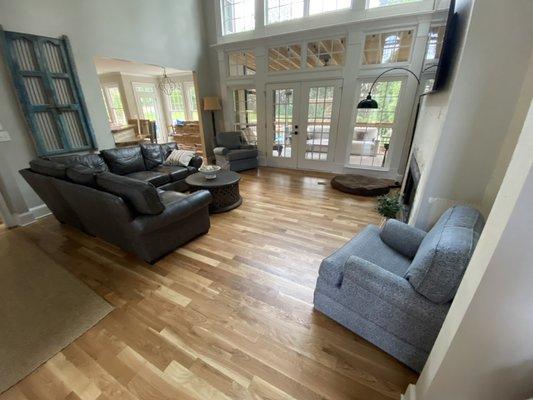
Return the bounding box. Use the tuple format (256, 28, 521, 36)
(425, 26, 446, 61)
(268, 45, 302, 72)
(305, 86, 334, 160)
(363, 30, 413, 65)
(104, 85, 126, 126)
(350, 80, 403, 167)
(309, 0, 352, 15)
(167, 82, 198, 122)
(228, 50, 256, 76)
(307, 38, 346, 68)
(266, 0, 304, 24)
(367, 0, 421, 8)
(222, 0, 255, 35)
(184, 82, 199, 121)
(272, 88, 294, 158)
(233, 88, 257, 144)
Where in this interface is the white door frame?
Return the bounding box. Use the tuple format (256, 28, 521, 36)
(131, 82, 167, 142)
(265, 79, 343, 172)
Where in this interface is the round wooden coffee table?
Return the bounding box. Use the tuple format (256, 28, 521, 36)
(185, 171, 242, 213)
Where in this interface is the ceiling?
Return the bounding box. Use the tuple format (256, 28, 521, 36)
(94, 57, 188, 77)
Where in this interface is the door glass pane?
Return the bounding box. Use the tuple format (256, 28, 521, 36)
(350, 80, 402, 167)
(272, 88, 294, 158)
(305, 86, 334, 161)
(139, 96, 158, 122)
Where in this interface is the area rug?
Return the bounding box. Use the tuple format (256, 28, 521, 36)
(0, 231, 113, 393)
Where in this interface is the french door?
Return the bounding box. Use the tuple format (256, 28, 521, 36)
(266, 80, 342, 171)
(132, 82, 166, 141)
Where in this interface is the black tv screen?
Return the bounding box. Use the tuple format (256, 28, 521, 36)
(432, 0, 458, 91)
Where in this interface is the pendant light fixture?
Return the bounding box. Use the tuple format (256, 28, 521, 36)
(158, 67, 177, 95)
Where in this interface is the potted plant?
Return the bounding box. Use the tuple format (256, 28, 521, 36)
(376, 193, 401, 219)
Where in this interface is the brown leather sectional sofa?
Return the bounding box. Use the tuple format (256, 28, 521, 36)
(20, 142, 212, 263)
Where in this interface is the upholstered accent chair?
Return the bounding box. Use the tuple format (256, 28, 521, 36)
(213, 131, 258, 172)
(314, 205, 485, 372)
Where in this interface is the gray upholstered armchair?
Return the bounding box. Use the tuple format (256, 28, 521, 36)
(213, 131, 258, 172)
(314, 205, 485, 372)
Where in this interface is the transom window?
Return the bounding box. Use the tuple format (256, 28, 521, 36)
(232, 88, 257, 144)
(367, 0, 421, 8)
(307, 38, 346, 68)
(350, 79, 403, 167)
(266, 0, 304, 24)
(221, 0, 255, 35)
(363, 30, 413, 65)
(167, 82, 199, 123)
(425, 26, 446, 61)
(268, 44, 302, 71)
(309, 0, 352, 15)
(228, 50, 256, 76)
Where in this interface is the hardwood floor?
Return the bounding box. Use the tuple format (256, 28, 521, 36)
(0, 167, 417, 400)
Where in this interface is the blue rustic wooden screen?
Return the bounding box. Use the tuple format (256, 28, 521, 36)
(1, 29, 96, 155)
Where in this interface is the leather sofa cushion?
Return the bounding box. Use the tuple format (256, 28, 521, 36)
(226, 148, 258, 161)
(30, 158, 67, 178)
(96, 172, 164, 215)
(141, 143, 165, 170)
(158, 190, 189, 206)
(216, 132, 242, 150)
(66, 165, 99, 187)
(101, 146, 146, 175)
(48, 154, 108, 172)
(152, 165, 189, 181)
(405, 205, 485, 304)
(161, 142, 178, 159)
(125, 171, 170, 187)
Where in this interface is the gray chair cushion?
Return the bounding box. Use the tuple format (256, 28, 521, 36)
(101, 146, 146, 175)
(96, 172, 164, 215)
(125, 171, 170, 187)
(405, 205, 485, 304)
(152, 165, 189, 181)
(30, 158, 67, 179)
(141, 143, 165, 170)
(216, 132, 242, 150)
(319, 225, 411, 287)
(226, 148, 259, 161)
(380, 219, 427, 259)
(66, 165, 99, 187)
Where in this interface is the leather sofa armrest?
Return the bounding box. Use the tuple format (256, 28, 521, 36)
(131, 190, 212, 234)
(213, 147, 229, 156)
(379, 219, 426, 259)
(343, 256, 447, 323)
(188, 155, 203, 169)
(240, 144, 257, 150)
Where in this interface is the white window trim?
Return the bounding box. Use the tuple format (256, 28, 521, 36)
(345, 75, 407, 171)
(365, 0, 423, 10)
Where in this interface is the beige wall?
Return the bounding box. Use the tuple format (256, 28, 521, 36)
(0, 0, 213, 224)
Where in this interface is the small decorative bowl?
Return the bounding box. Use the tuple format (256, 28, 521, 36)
(199, 164, 221, 180)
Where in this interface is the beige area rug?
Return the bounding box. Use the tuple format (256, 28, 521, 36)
(0, 231, 113, 393)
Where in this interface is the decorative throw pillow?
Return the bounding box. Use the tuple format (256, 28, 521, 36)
(355, 131, 365, 141)
(165, 149, 195, 167)
(241, 128, 256, 145)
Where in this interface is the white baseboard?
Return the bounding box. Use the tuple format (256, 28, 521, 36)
(15, 204, 51, 226)
(402, 384, 417, 400)
(30, 204, 51, 220)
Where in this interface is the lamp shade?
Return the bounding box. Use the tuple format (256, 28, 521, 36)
(203, 96, 222, 111)
(357, 94, 379, 109)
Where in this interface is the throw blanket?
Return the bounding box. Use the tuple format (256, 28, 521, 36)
(166, 149, 195, 167)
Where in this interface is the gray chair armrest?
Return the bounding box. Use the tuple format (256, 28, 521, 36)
(213, 147, 229, 156)
(379, 219, 426, 258)
(240, 144, 257, 150)
(343, 256, 446, 323)
(131, 190, 212, 234)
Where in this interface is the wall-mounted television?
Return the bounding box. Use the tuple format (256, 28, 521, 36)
(431, 0, 458, 91)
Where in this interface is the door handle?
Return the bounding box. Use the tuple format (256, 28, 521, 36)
(293, 131, 298, 135)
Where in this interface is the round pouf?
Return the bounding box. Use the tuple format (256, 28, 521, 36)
(331, 174, 398, 196)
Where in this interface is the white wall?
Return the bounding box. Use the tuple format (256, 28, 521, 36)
(409, 0, 533, 229)
(405, 99, 533, 400)
(0, 0, 213, 224)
